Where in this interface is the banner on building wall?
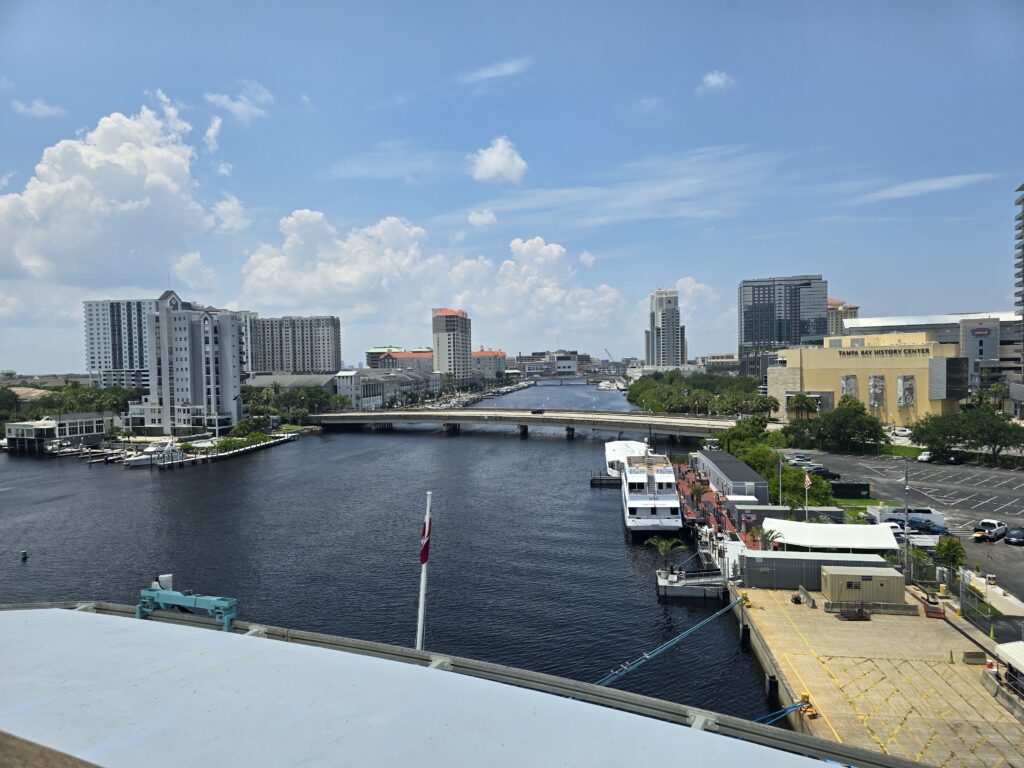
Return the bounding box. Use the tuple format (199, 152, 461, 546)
(868, 375, 885, 408)
(840, 375, 858, 399)
(897, 375, 915, 408)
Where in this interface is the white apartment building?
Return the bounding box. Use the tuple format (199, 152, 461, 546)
(335, 369, 441, 410)
(432, 308, 472, 386)
(645, 289, 686, 367)
(84, 296, 163, 388)
(127, 292, 242, 435)
(472, 349, 507, 379)
(246, 315, 341, 375)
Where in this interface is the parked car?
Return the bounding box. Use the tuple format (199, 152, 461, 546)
(893, 427, 912, 437)
(788, 457, 813, 467)
(917, 451, 933, 463)
(946, 454, 962, 465)
(1005, 527, 1024, 546)
(530, 409, 545, 415)
(787, 454, 810, 462)
(973, 519, 1008, 542)
(908, 517, 948, 535)
(806, 466, 841, 481)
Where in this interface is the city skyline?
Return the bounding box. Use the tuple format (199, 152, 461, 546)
(2, 3, 1024, 373)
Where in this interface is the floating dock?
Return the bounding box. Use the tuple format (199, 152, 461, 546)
(730, 583, 1024, 766)
(656, 569, 725, 598)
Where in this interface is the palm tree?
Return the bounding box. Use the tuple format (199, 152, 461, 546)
(758, 528, 783, 550)
(689, 481, 710, 506)
(789, 393, 818, 421)
(646, 535, 686, 570)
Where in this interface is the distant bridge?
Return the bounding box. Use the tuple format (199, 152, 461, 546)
(312, 409, 737, 439)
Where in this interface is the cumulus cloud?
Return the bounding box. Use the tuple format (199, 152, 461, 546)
(12, 98, 66, 117)
(204, 116, 222, 153)
(216, 161, 232, 176)
(469, 136, 527, 183)
(0, 171, 13, 191)
(579, 250, 595, 267)
(214, 192, 251, 232)
(676, 275, 719, 320)
(173, 251, 218, 289)
(204, 80, 273, 123)
(459, 57, 532, 84)
(697, 71, 735, 93)
(467, 208, 497, 227)
(0, 90, 211, 284)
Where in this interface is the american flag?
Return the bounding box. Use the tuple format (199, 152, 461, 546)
(804, 472, 812, 490)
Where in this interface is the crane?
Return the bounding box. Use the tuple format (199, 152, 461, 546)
(605, 347, 614, 362)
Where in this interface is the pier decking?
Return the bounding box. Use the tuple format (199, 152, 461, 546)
(733, 584, 1024, 767)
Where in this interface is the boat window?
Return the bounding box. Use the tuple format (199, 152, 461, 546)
(670, 507, 679, 515)
(628, 508, 637, 516)
(649, 508, 657, 516)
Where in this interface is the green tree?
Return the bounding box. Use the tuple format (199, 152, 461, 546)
(814, 396, 888, 452)
(910, 413, 962, 457)
(0, 387, 20, 412)
(327, 394, 352, 411)
(788, 393, 819, 421)
(934, 536, 966, 570)
(646, 535, 687, 570)
(960, 400, 1024, 462)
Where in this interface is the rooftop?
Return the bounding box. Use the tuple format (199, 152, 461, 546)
(698, 450, 767, 484)
(432, 308, 467, 317)
(761, 518, 898, 551)
(244, 374, 337, 389)
(386, 351, 433, 359)
(472, 349, 506, 357)
(845, 311, 1016, 329)
(0, 606, 830, 768)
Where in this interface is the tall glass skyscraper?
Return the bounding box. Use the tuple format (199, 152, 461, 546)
(737, 275, 828, 379)
(645, 289, 686, 367)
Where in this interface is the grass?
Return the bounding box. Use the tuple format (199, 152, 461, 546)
(832, 497, 901, 523)
(879, 444, 922, 458)
(275, 424, 307, 433)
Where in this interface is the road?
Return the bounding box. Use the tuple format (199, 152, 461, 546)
(783, 449, 1024, 605)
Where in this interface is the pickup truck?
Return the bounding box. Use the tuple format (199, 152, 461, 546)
(973, 519, 1008, 542)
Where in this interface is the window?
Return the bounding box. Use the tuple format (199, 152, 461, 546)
(845, 581, 861, 590)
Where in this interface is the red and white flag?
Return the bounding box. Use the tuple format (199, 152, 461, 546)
(803, 472, 812, 490)
(419, 505, 432, 564)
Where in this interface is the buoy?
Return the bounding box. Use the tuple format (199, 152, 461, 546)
(19, 550, 28, 562)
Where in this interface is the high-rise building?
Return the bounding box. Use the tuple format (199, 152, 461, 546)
(246, 316, 341, 374)
(126, 291, 243, 436)
(826, 298, 860, 336)
(645, 289, 686, 367)
(83, 296, 163, 388)
(431, 308, 472, 385)
(738, 275, 828, 379)
(1007, 183, 1024, 415)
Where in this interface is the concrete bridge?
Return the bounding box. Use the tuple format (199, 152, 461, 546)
(312, 408, 737, 439)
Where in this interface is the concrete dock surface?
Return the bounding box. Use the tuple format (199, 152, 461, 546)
(738, 586, 1024, 767)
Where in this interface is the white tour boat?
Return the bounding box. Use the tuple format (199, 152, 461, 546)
(620, 448, 684, 538)
(603, 440, 648, 478)
(123, 441, 185, 468)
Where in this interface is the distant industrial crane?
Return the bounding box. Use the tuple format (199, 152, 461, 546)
(605, 347, 614, 362)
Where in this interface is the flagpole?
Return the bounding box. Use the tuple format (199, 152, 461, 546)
(415, 491, 432, 651)
(804, 472, 809, 522)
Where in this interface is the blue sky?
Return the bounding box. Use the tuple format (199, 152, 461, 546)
(1, 1, 1023, 373)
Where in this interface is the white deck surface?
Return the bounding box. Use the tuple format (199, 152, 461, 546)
(762, 517, 898, 551)
(0, 609, 823, 767)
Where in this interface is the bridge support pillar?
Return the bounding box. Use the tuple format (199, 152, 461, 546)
(443, 423, 460, 434)
(565, 426, 575, 439)
(518, 424, 529, 437)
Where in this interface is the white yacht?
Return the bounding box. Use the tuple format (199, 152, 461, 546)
(620, 450, 683, 538)
(603, 440, 648, 478)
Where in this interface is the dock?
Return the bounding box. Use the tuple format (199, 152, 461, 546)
(730, 583, 1024, 766)
(656, 569, 725, 598)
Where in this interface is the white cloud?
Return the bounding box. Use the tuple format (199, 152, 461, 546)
(173, 250, 218, 290)
(675, 276, 719, 320)
(469, 136, 527, 183)
(0, 171, 13, 191)
(0, 90, 211, 284)
(204, 116, 222, 153)
(0, 76, 13, 90)
(697, 71, 735, 93)
(204, 80, 273, 123)
(214, 192, 251, 232)
(449, 230, 466, 244)
(468, 208, 497, 227)
(849, 173, 999, 205)
(579, 250, 595, 267)
(216, 161, 232, 176)
(301, 93, 312, 107)
(12, 98, 66, 117)
(459, 57, 532, 84)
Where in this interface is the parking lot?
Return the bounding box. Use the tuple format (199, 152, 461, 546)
(783, 450, 1024, 602)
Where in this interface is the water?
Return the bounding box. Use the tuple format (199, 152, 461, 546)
(0, 383, 767, 719)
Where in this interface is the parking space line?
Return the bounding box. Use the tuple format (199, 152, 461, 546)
(992, 500, 1018, 513)
(991, 478, 1015, 488)
(971, 496, 999, 509)
(958, 474, 977, 483)
(958, 493, 978, 503)
(1013, 483, 1024, 491)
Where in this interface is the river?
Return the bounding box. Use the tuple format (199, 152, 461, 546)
(0, 382, 767, 718)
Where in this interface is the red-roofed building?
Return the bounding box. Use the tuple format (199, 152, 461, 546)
(379, 351, 436, 374)
(472, 348, 507, 379)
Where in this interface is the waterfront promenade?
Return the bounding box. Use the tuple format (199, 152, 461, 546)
(734, 584, 1024, 766)
(313, 408, 737, 439)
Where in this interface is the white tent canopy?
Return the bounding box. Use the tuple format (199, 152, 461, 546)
(996, 640, 1024, 670)
(762, 518, 899, 551)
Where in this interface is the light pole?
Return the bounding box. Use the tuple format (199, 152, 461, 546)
(903, 458, 910, 573)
